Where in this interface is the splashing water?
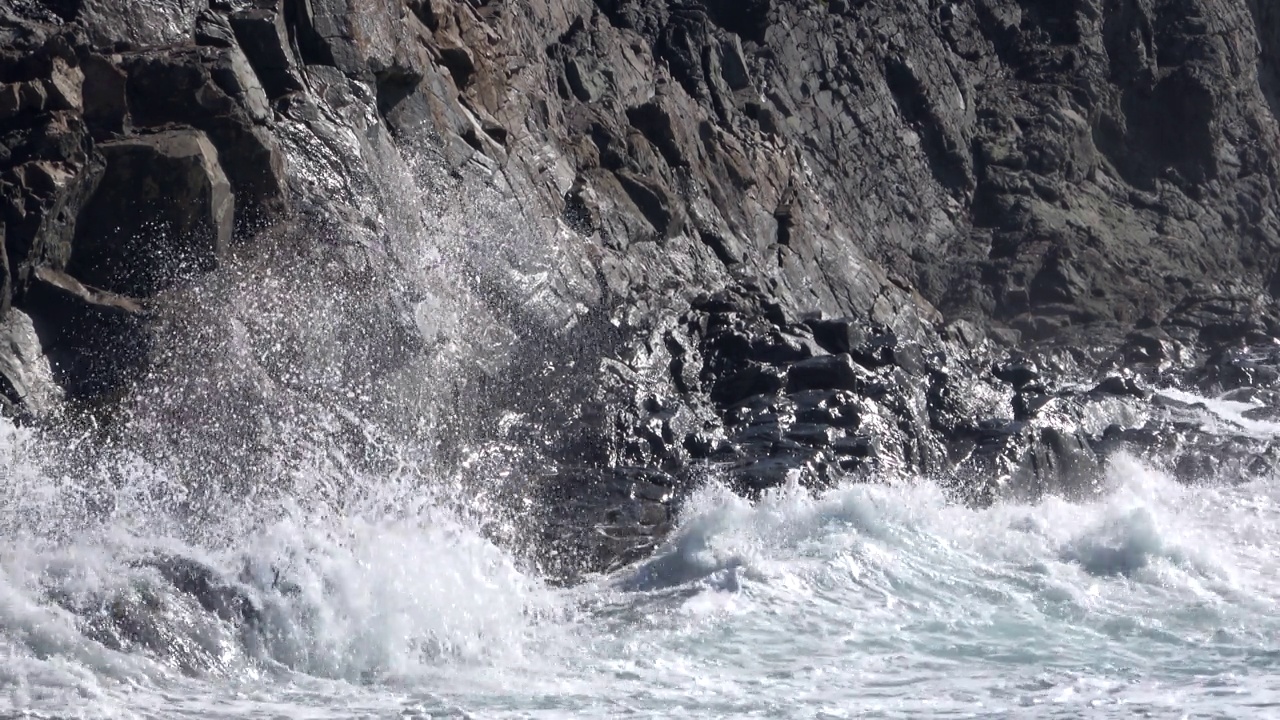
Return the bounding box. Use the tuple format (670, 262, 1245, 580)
(3, 396, 1280, 720)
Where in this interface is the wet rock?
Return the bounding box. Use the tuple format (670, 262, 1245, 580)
(1091, 423, 1164, 460)
(208, 46, 271, 124)
(806, 318, 898, 368)
(0, 308, 61, 419)
(1118, 327, 1179, 367)
(1090, 375, 1149, 400)
(121, 47, 286, 223)
(730, 453, 823, 493)
(229, 5, 305, 99)
(531, 466, 680, 581)
(145, 554, 261, 626)
(791, 389, 862, 428)
(291, 0, 428, 82)
(1012, 390, 1056, 421)
(81, 54, 129, 137)
(1242, 405, 1280, 422)
(711, 362, 785, 406)
(194, 9, 237, 49)
(748, 330, 818, 365)
(1196, 347, 1280, 393)
(68, 129, 233, 297)
(731, 415, 786, 445)
(43, 57, 82, 112)
(993, 358, 1040, 390)
(786, 354, 869, 393)
(1165, 293, 1278, 349)
(74, 0, 201, 48)
(785, 423, 839, 448)
(1221, 387, 1280, 405)
(0, 224, 7, 316)
(24, 267, 149, 399)
(1167, 434, 1280, 485)
(1, 110, 106, 289)
(831, 434, 877, 461)
(7, 0, 1280, 580)
(956, 419, 1102, 505)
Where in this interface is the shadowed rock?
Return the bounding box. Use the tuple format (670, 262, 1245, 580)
(24, 266, 149, 400)
(228, 5, 305, 98)
(68, 129, 233, 297)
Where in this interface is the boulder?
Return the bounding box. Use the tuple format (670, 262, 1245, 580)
(193, 10, 237, 48)
(24, 267, 149, 400)
(208, 46, 271, 124)
(955, 420, 1102, 505)
(228, 5, 305, 98)
(0, 307, 62, 419)
(993, 357, 1041, 390)
(806, 317, 897, 368)
(1012, 389, 1055, 421)
(81, 54, 129, 137)
(1196, 346, 1280, 393)
(786, 354, 869, 393)
(1, 111, 106, 289)
(1089, 375, 1149, 399)
(710, 362, 784, 405)
(121, 48, 286, 224)
(43, 57, 83, 112)
(67, 0, 203, 49)
(531, 466, 679, 581)
(68, 129, 233, 297)
(291, 0, 428, 82)
(791, 389, 862, 428)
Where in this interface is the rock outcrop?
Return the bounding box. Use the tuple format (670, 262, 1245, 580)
(70, 129, 234, 296)
(5, 0, 1280, 577)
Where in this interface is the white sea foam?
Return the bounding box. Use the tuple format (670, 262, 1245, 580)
(4, 407, 1280, 718)
(1159, 386, 1280, 438)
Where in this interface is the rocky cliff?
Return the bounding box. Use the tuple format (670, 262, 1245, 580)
(4, 0, 1280, 577)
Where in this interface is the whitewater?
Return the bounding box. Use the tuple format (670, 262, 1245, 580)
(2, 394, 1278, 719)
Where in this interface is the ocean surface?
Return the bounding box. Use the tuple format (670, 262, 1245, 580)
(1, 392, 1279, 719)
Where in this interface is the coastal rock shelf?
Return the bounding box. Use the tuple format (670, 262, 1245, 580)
(4, 0, 1280, 577)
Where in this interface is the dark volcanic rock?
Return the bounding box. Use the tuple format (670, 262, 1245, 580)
(120, 47, 286, 223)
(81, 54, 129, 137)
(25, 266, 149, 400)
(1090, 375, 1149, 400)
(786, 354, 869, 393)
(994, 358, 1041, 391)
(69, 129, 234, 297)
(228, 5, 304, 98)
(63, 0, 203, 49)
(533, 465, 677, 577)
(806, 318, 898, 368)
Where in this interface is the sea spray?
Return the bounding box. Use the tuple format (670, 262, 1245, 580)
(5, 405, 1280, 718)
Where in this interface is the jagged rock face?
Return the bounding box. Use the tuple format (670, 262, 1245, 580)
(70, 129, 234, 297)
(52, 0, 204, 48)
(4, 0, 1280, 576)
(0, 307, 60, 419)
(24, 266, 149, 399)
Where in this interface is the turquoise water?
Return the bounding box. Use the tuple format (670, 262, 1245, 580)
(1, 411, 1279, 719)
